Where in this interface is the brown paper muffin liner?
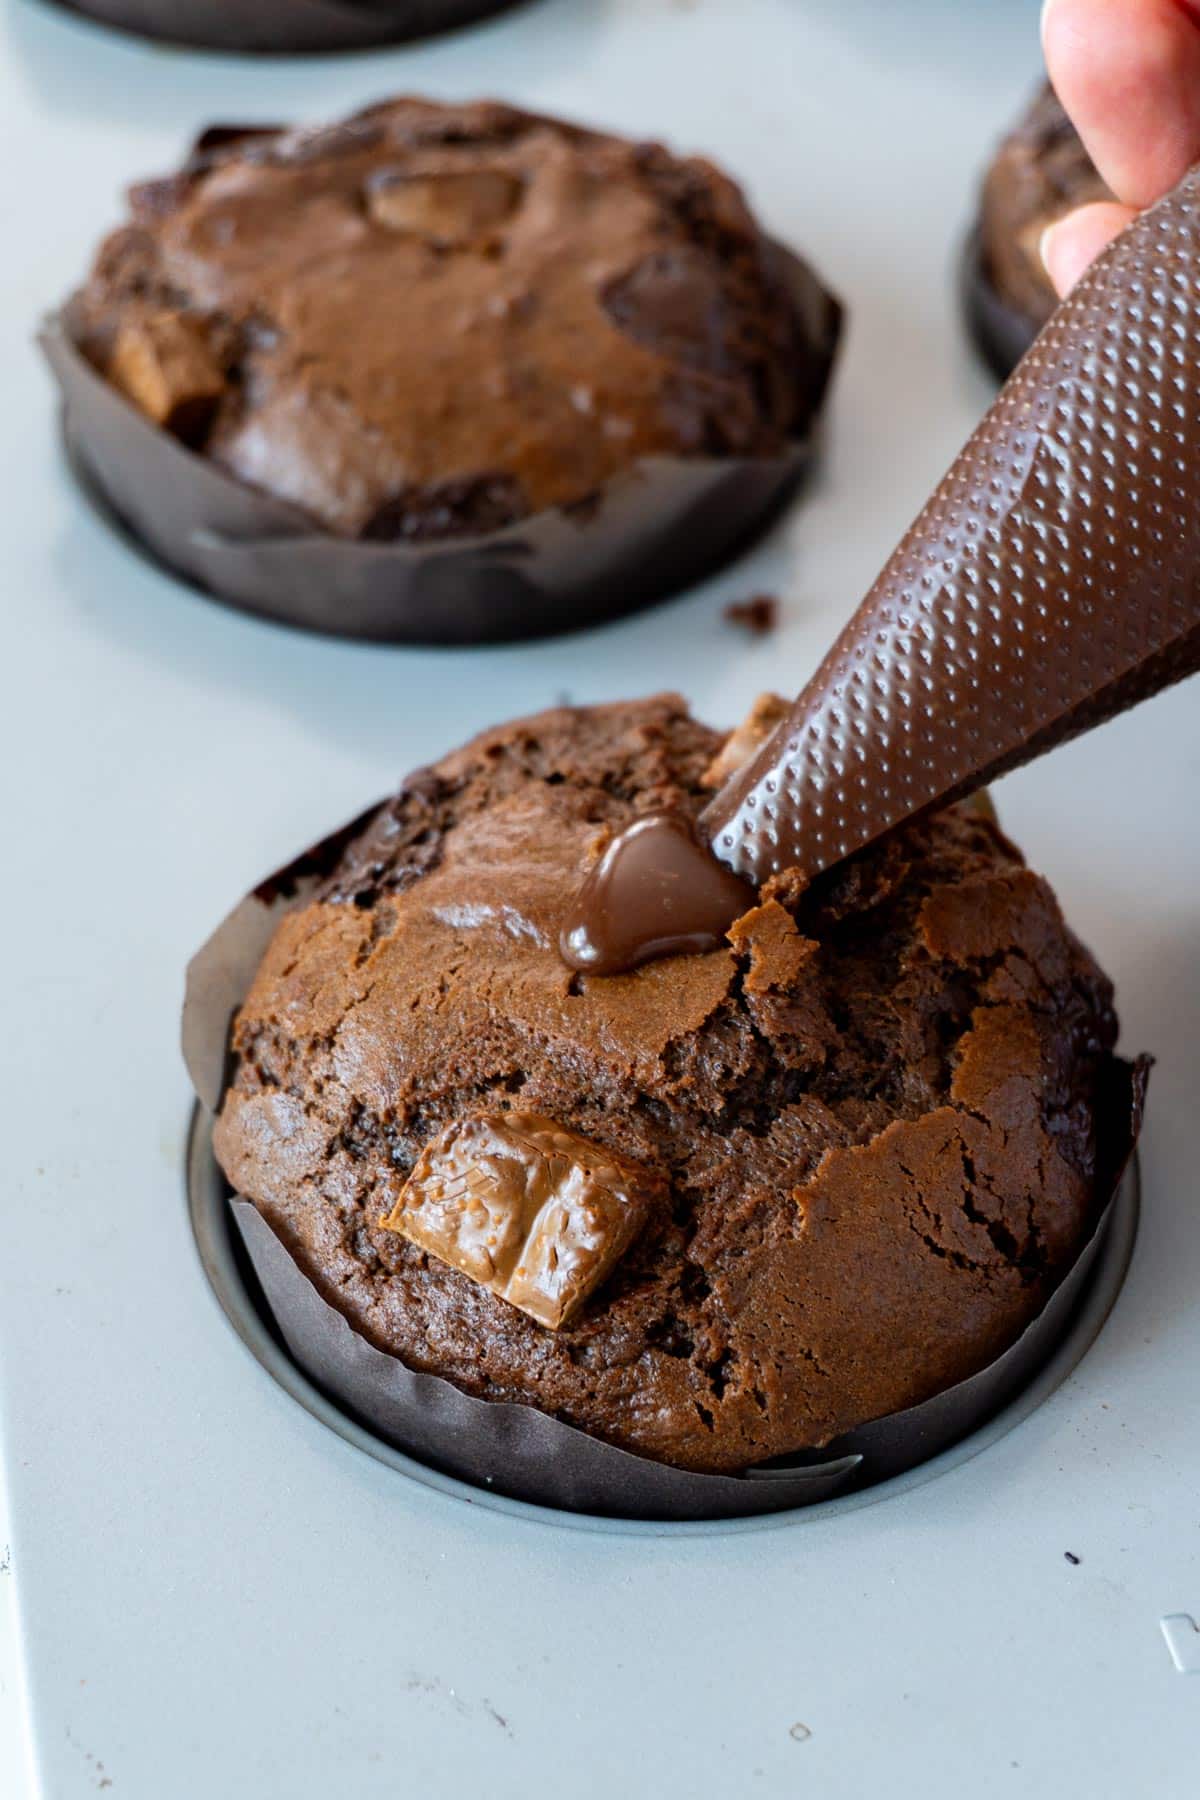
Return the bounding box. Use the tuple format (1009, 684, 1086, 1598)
(47, 0, 522, 53)
(40, 248, 838, 643)
(181, 809, 1147, 1521)
(961, 224, 1040, 381)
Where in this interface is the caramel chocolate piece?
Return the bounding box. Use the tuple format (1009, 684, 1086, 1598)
(107, 311, 224, 444)
(365, 169, 521, 245)
(701, 692, 790, 790)
(378, 1113, 662, 1329)
(702, 163, 1200, 888)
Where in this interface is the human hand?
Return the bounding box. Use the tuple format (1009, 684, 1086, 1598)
(1042, 0, 1200, 292)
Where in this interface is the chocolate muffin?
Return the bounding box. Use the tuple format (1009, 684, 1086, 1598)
(51, 0, 522, 54)
(65, 98, 839, 548)
(969, 84, 1111, 377)
(212, 694, 1119, 1476)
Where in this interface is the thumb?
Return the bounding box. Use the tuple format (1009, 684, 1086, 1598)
(1040, 198, 1138, 295)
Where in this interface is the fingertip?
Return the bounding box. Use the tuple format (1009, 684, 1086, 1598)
(1042, 0, 1200, 206)
(1039, 219, 1074, 297)
(1041, 0, 1090, 63)
(1038, 221, 1058, 275)
(1041, 201, 1138, 297)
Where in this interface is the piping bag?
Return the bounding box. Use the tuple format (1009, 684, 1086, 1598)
(564, 163, 1200, 971)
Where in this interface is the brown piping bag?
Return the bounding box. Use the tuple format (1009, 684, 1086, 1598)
(704, 164, 1200, 886)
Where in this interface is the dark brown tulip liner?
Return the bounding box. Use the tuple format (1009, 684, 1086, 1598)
(48, 0, 523, 53)
(182, 811, 1146, 1522)
(961, 224, 1039, 382)
(41, 242, 838, 644)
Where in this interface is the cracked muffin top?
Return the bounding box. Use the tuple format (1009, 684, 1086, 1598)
(66, 98, 838, 542)
(213, 694, 1118, 1475)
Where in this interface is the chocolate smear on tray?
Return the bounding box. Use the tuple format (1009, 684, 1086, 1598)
(559, 812, 754, 976)
(699, 165, 1200, 887)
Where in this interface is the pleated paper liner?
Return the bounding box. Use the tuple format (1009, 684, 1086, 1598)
(961, 223, 1040, 382)
(41, 243, 839, 645)
(47, 0, 524, 53)
(182, 808, 1147, 1522)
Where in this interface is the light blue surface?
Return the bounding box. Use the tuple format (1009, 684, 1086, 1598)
(3, 1, 1199, 1795)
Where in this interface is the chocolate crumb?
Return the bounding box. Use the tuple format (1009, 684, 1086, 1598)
(1064, 1551, 1081, 1565)
(724, 594, 778, 636)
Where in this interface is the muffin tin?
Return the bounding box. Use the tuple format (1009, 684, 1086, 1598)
(187, 1104, 1142, 1530)
(181, 798, 1146, 1523)
(6, 1, 1200, 1795)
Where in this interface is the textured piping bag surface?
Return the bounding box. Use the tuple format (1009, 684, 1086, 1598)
(705, 165, 1200, 884)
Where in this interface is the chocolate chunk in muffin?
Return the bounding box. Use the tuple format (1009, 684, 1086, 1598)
(213, 694, 1118, 1475)
(973, 83, 1112, 369)
(66, 99, 839, 543)
(378, 1112, 667, 1330)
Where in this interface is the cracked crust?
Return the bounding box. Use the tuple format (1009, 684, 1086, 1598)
(66, 98, 835, 540)
(213, 695, 1118, 1473)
